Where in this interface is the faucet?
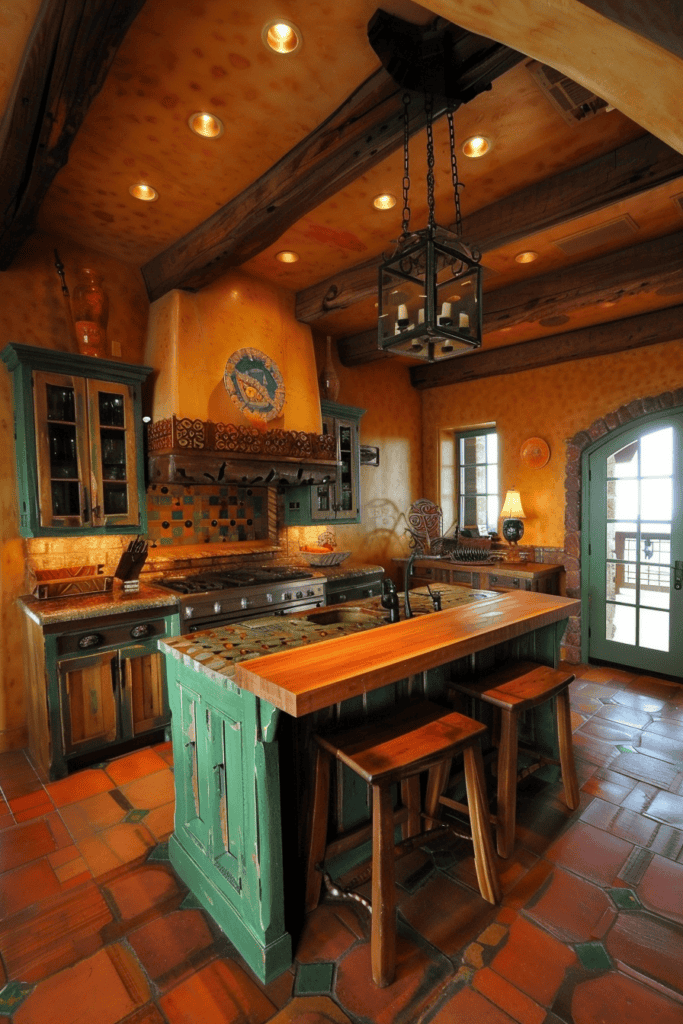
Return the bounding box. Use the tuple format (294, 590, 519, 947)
(404, 549, 418, 619)
(380, 578, 400, 623)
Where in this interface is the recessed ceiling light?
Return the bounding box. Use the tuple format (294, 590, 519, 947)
(462, 135, 491, 158)
(515, 250, 538, 263)
(275, 250, 299, 263)
(188, 112, 224, 138)
(262, 20, 302, 54)
(129, 183, 158, 202)
(373, 193, 397, 210)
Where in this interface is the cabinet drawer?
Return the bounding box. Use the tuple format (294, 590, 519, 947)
(326, 581, 382, 605)
(489, 574, 521, 589)
(57, 616, 170, 656)
(451, 570, 474, 585)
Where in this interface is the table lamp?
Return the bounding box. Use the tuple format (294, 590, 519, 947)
(500, 488, 526, 555)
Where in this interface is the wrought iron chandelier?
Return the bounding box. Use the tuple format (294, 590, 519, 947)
(377, 93, 483, 362)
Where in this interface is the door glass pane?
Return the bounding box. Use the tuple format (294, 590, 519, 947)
(607, 479, 638, 519)
(606, 563, 636, 603)
(606, 603, 635, 644)
(607, 522, 636, 560)
(98, 392, 125, 427)
(641, 478, 672, 521)
(45, 384, 80, 516)
(639, 608, 669, 652)
(640, 427, 673, 476)
(607, 440, 638, 477)
(103, 483, 128, 515)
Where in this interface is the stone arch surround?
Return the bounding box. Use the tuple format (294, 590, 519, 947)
(562, 385, 683, 664)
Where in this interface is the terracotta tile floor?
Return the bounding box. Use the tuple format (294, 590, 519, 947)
(1, 663, 682, 1023)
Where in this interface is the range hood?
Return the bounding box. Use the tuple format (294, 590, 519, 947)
(147, 415, 337, 487)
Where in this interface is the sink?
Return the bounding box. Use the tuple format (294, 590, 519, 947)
(302, 606, 385, 626)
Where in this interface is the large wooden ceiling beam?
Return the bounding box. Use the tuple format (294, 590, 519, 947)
(482, 229, 683, 330)
(142, 39, 522, 302)
(409, 303, 683, 389)
(0, 0, 146, 270)
(338, 229, 683, 366)
(297, 132, 683, 326)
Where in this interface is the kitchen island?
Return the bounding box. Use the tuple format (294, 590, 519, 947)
(159, 586, 579, 983)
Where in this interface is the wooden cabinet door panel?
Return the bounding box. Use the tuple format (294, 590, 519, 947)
(59, 651, 118, 753)
(173, 684, 211, 854)
(207, 710, 245, 899)
(122, 648, 167, 736)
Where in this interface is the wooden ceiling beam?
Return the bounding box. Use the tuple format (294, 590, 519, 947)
(297, 132, 683, 326)
(142, 39, 521, 302)
(337, 228, 683, 366)
(409, 302, 683, 390)
(0, 0, 146, 270)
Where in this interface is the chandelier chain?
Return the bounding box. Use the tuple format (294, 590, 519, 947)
(447, 110, 463, 237)
(425, 94, 435, 229)
(401, 93, 411, 238)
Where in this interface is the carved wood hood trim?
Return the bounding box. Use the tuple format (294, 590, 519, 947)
(147, 415, 337, 486)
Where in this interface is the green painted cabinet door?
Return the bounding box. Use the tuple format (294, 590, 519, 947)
(586, 413, 683, 675)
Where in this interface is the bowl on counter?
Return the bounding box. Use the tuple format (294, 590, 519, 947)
(298, 550, 351, 566)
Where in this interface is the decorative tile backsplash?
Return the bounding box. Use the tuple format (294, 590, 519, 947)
(146, 484, 272, 545)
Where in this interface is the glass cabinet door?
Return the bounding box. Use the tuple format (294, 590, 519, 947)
(33, 371, 90, 528)
(86, 380, 140, 528)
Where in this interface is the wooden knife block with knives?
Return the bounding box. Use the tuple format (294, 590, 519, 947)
(114, 536, 148, 591)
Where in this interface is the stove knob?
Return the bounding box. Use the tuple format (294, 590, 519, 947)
(283, 592, 291, 601)
(306, 588, 316, 597)
(295, 590, 303, 600)
(241, 597, 249, 609)
(266, 593, 273, 603)
(214, 601, 222, 614)
(184, 605, 194, 619)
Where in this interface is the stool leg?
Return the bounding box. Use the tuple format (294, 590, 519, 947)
(556, 688, 580, 810)
(424, 757, 452, 827)
(371, 782, 396, 987)
(496, 709, 518, 859)
(463, 742, 501, 904)
(305, 746, 331, 913)
(400, 777, 421, 839)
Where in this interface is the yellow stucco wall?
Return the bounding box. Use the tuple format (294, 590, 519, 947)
(422, 339, 683, 549)
(283, 342, 424, 583)
(0, 233, 149, 752)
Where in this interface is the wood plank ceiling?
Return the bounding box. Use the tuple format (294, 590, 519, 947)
(1, 0, 682, 388)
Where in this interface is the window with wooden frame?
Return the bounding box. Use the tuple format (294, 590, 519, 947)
(456, 428, 499, 534)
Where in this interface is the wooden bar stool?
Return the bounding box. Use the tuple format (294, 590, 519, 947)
(443, 661, 579, 858)
(305, 700, 501, 988)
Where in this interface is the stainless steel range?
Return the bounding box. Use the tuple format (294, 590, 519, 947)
(155, 565, 326, 633)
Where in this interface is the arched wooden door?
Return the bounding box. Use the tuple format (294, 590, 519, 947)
(585, 413, 683, 676)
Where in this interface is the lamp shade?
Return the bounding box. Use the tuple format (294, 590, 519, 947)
(500, 489, 526, 520)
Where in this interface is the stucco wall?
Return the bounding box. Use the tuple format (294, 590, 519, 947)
(421, 339, 683, 549)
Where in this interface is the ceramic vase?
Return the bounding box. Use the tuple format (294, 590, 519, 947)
(318, 335, 340, 402)
(72, 268, 109, 358)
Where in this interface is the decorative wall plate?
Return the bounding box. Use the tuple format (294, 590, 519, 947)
(224, 348, 285, 422)
(521, 436, 550, 469)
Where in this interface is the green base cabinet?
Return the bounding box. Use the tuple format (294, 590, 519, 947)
(285, 401, 365, 526)
(165, 653, 292, 984)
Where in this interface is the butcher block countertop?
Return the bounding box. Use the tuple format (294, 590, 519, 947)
(161, 586, 579, 717)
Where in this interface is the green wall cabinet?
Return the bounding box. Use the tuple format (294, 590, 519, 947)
(285, 401, 365, 526)
(0, 343, 151, 537)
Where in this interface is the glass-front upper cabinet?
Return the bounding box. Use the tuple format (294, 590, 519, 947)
(1, 344, 151, 537)
(285, 401, 365, 526)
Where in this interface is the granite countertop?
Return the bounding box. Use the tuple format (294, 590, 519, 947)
(19, 581, 177, 627)
(159, 585, 494, 685)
